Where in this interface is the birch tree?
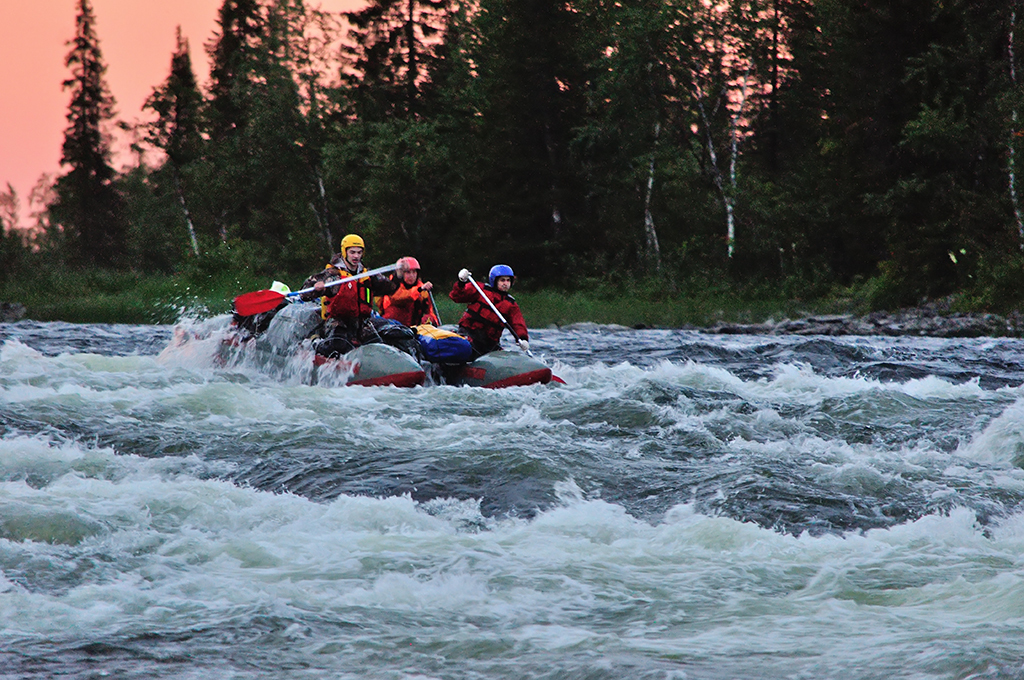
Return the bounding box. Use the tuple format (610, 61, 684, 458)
(573, 0, 678, 273)
(1009, 4, 1024, 249)
(679, 0, 772, 260)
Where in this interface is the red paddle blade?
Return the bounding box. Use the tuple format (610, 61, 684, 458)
(233, 289, 287, 316)
(551, 375, 567, 384)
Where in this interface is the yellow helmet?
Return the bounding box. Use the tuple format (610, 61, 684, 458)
(340, 234, 365, 256)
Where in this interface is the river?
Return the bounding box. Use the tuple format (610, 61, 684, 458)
(2, 318, 1024, 679)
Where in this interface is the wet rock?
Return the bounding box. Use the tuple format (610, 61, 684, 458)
(561, 322, 634, 332)
(0, 302, 25, 323)
(702, 307, 1024, 338)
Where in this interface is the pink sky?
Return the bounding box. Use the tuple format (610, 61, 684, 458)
(0, 0, 363, 217)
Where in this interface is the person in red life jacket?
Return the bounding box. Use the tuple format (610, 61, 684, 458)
(297, 233, 360, 302)
(303, 233, 398, 357)
(380, 256, 440, 327)
(449, 264, 529, 357)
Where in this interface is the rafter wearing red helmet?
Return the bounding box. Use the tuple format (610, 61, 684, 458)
(380, 256, 439, 327)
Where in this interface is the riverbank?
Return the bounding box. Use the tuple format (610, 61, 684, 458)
(695, 302, 1024, 338)
(3, 298, 1022, 338)
(2, 273, 1022, 337)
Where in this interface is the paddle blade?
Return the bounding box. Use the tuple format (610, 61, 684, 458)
(233, 289, 286, 316)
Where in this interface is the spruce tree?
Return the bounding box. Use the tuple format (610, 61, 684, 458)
(50, 0, 127, 268)
(207, 0, 265, 140)
(202, 0, 329, 268)
(146, 28, 204, 169)
(0, 183, 24, 280)
(880, 0, 1015, 300)
(144, 27, 205, 256)
(341, 0, 454, 121)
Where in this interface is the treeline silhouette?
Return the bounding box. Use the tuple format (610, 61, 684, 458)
(3, 0, 1023, 310)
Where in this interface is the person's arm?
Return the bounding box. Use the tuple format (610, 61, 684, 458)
(387, 284, 419, 308)
(506, 301, 529, 341)
(369, 272, 399, 296)
(299, 269, 336, 301)
(449, 280, 475, 303)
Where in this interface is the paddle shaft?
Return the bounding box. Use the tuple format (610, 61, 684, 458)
(290, 262, 398, 298)
(234, 263, 399, 316)
(428, 289, 442, 326)
(466, 274, 532, 356)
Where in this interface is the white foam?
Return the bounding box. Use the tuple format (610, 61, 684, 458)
(958, 397, 1024, 466)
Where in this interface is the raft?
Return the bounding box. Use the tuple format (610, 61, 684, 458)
(439, 351, 552, 388)
(218, 302, 424, 387)
(219, 301, 553, 389)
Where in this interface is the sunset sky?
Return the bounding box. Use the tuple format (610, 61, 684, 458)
(0, 0, 363, 217)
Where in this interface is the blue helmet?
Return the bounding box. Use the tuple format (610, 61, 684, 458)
(488, 264, 515, 288)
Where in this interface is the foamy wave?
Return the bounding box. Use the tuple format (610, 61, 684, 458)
(958, 397, 1024, 466)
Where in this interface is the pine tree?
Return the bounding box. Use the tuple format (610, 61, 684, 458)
(0, 183, 24, 280)
(207, 0, 265, 140)
(144, 27, 205, 256)
(50, 0, 127, 268)
(341, 0, 454, 121)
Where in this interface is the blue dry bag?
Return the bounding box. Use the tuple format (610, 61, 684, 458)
(414, 325, 474, 363)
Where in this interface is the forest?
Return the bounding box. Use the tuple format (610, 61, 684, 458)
(2, 0, 1024, 315)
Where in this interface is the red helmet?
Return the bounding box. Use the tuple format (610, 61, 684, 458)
(397, 256, 421, 271)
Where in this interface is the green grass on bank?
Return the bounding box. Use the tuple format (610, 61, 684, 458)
(0, 269, 864, 327)
(0, 270, 257, 324)
(517, 289, 838, 328)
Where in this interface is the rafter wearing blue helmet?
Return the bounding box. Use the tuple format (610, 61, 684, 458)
(450, 263, 530, 357)
(488, 264, 515, 288)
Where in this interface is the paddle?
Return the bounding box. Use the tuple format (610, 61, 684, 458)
(465, 273, 565, 383)
(465, 273, 534, 357)
(234, 263, 399, 317)
(427, 289, 442, 326)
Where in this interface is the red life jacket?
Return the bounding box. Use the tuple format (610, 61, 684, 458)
(382, 282, 437, 326)
(449, 281, 528, 347)
(324, 269, 375, 320)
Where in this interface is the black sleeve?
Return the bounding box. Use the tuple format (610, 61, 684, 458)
(370, 273, 399, 296)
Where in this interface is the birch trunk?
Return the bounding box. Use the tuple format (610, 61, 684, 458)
(697, 97, 735, 258)
(315, 171, 333, 252)
(643, 122, 663, 272)
(695, 74, 747, 259)
(1010, 7, 1024, 249)
(726, 78, 749, 259)
(172, 168, 199, 257)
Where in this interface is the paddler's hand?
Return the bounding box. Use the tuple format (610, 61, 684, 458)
(458, 268, 471, 282)
(313, 281, 325, 292)
(518, 340, 529, 353)
(422, 281, 433, 292)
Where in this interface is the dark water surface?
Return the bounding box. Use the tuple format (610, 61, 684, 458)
(2, 318, 1024, 679)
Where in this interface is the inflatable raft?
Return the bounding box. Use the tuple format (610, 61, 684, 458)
(218, 301, 553, 389)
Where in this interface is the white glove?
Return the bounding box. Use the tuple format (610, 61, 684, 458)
(518, 340, 529, 352)
(458, 268, 471, 282)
